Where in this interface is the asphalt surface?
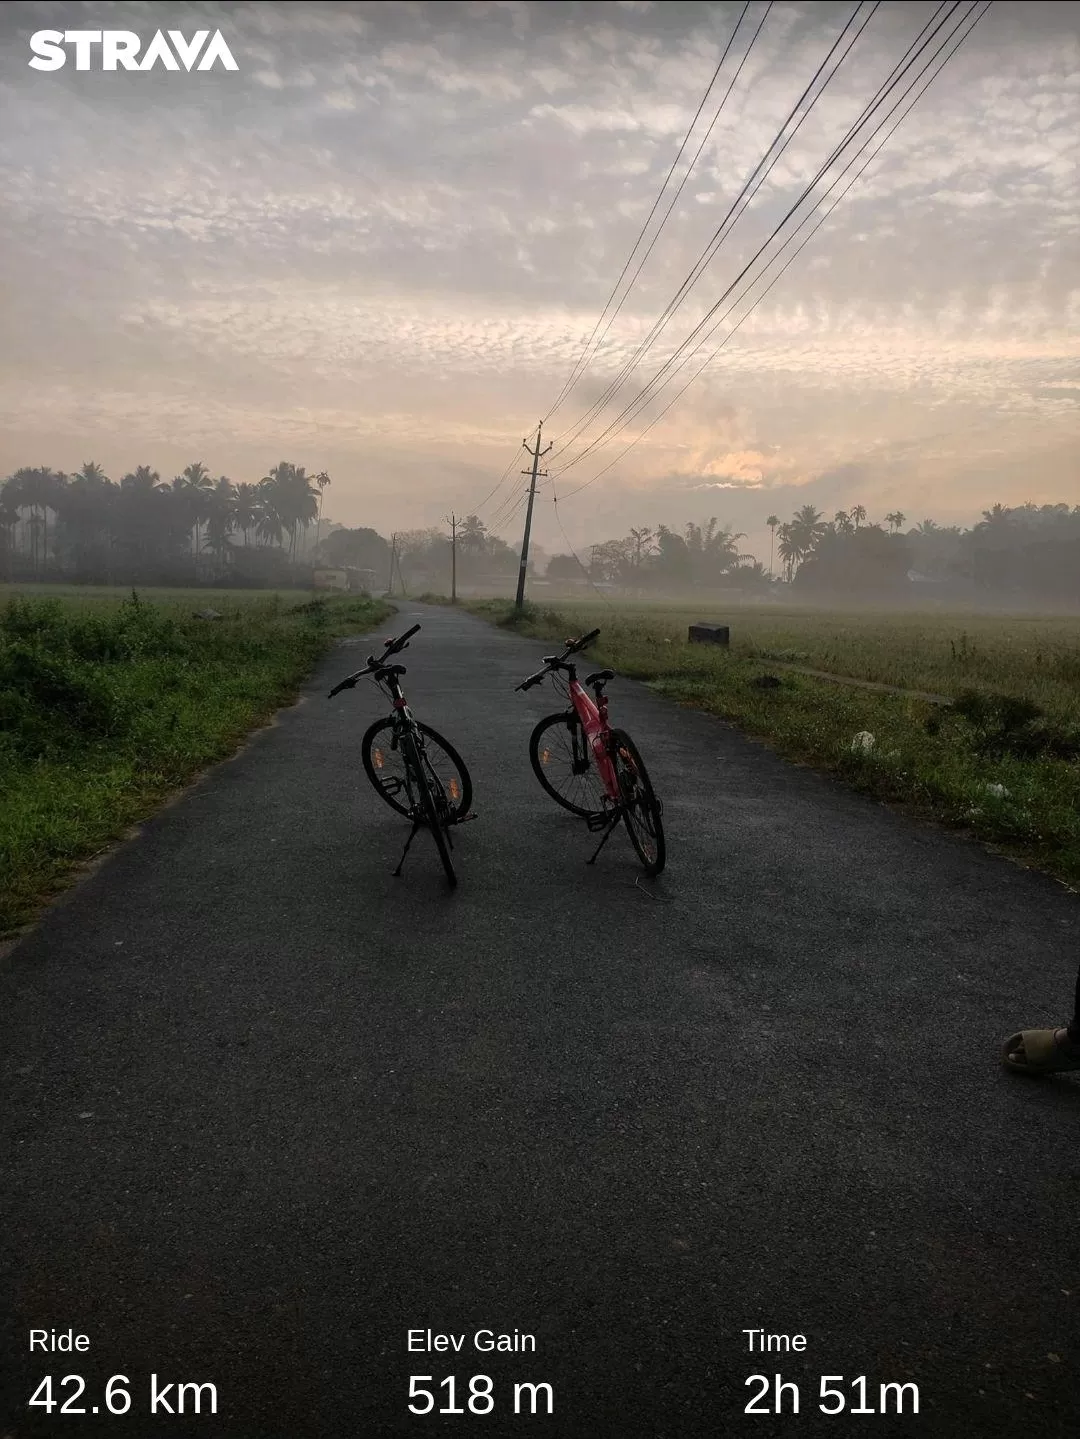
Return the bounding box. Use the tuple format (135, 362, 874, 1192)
(2, 600, 1078, 1439)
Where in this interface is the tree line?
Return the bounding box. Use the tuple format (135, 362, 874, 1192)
(4, 457, 1078, 604)
(1, 462, 331, 586)
(760, 502, 1080, 601)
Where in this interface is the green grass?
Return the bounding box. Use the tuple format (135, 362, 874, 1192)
(455, 596, 1080, 888)
(0, 589, 393, 937)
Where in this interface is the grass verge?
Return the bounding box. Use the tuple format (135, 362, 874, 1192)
(451, 596, 1080, 889)
(0, 590, 393, 938)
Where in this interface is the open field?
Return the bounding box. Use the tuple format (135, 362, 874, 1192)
(0, 587, 392, 937)
(0, 582, 328, 610)
(460, 596, 1080, 887)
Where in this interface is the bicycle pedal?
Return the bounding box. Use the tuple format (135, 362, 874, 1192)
(455, 811, 479, 825)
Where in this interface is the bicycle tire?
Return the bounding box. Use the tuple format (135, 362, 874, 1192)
(609, 728, 666, 876)
(362, 718, 472, 821)
(529, 711, 608, 818)
(403, 731, 457, 888)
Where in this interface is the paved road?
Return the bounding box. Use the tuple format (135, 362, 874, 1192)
(2, 602, 1078, 1439)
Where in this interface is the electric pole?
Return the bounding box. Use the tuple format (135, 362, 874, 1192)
(444, 512, 457, 604)
(387, 532, 397, 596)
(515, 423, 552, 611)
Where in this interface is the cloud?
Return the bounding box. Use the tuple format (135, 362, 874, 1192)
(0, 0, 1076, 558)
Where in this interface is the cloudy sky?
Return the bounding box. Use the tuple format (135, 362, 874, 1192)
(0, 0, 1077, 563)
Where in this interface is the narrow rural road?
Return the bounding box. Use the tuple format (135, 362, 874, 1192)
(2, 602, 1078, 1439)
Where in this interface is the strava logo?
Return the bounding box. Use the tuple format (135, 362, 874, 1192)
(29, 30, 239, 72)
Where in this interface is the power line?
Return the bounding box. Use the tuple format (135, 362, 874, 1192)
(488, 481, 531, 536)
(556, 0, 990, 502)
(550, 494, 617, 610)
(557, 0, 981, 497)
(547, 0, 880, 463)
(469, 443, 528, 521)
(552, 0, 967, 483)
(488, 475, 531, 532)
(543, 0, 759, 426)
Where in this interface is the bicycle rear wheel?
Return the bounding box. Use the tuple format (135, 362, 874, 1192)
(529, 711, 607, 818)
(609, 728, 665, 876)
(403, 732, 457, 888)
(362, 718, 472, 821)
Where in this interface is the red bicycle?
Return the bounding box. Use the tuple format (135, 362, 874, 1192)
(515, 628, 665, 876)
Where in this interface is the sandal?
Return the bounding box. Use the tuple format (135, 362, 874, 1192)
(1001, 1027, 1080, 1076)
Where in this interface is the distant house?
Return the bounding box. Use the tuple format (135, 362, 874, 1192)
(314, 566, 378, 592)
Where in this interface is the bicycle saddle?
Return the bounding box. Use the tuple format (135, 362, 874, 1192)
(585, 669, 614, 687)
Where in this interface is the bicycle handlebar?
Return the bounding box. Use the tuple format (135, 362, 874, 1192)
(328, 622, 421, 699)
(514, 628, 601, 691)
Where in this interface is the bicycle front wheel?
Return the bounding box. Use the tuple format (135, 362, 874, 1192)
(529, 712, 608, 818)
(403, 733, 457, 889)
(362, 718, 472, 822)
(609, 728, 666, 876)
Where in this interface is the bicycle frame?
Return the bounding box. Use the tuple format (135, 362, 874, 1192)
(566, 674, 619, 799)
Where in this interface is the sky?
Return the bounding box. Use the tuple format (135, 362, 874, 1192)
(0, 0, 1077, 566)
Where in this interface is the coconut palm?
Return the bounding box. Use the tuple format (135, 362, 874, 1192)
(313, 471, 331, 556)
(6, 467, 57, 572)
(849, 504, 867, 530)
(981, 503, 1012, 530)
(121, 465, 160, 492)
(834, 510, 854, 534)
(58, 463, 116, 580)
(766, 514, 780, 576)
(260, 462, 318, 560)
(232, 482, 260, 546)
(885, 511, 906, 533)
(0, 491, 19, 579)
(789, 505, 827, 564)
(459, 514, 488, 555)
(777, 523, 799, 582)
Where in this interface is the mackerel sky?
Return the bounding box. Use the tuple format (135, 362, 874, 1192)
(0, 0, 1077, 561)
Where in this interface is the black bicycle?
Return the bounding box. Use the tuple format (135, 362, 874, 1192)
(328, 623, 473, 888)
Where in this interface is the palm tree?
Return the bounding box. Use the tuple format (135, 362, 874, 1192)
(766, 514, 780, 576)
(260, 462, 318, 561)
(915, 518, 938, 535)
(179, 462, 214, 561)
(60, 463, 116, 581)
(981, 503, 1012, 530)
(0, 491, 18, 579)
(834, 510, 854, 535)
(885, 511, 906, 533)
(777, 523, 798, 582)
(121, 465, 160, 492)
(849, 504, 867, 530)
(459, 514, 488, 555)
(204, 477, 236, 572)
(232, 482, 260, 546)
(789, 505, 827, 565)
(313, 471, 331, 557)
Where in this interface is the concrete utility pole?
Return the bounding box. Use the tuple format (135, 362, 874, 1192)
(387, 533, 397, 596)
(515, 423, 552, 611)
(445, 512, 457, 604)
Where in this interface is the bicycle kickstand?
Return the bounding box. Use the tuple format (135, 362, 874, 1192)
(392, 821, 422, 877)
(585, 811, 622, 867)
